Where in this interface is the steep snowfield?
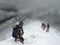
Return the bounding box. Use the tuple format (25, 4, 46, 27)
(0, 20, 60, 45)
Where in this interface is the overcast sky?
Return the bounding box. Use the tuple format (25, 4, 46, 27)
(0, 0, 59, 9)
(0, 0, 60, 17)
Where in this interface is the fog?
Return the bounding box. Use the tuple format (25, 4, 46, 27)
(0, 0, 60, 23)
(0, 0, 60, 28)
(0, 0, 59, 8)
(0, 0, 60, 41)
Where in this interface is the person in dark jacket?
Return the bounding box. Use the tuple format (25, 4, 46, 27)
(18, 21, 24, 43)
(46, 22, 50, 32)
(12, 21, 24, 43)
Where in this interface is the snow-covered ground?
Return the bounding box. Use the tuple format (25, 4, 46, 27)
(0, 20, 60, 45)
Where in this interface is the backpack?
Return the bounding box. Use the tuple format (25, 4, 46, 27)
(12, 29, 17, 38)
(12, 25, 18, 38)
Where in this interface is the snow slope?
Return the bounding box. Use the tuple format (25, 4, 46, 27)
(0, 20, 60, 45)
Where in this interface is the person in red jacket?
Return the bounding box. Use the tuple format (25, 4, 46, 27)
(41, 22, 46, 30)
